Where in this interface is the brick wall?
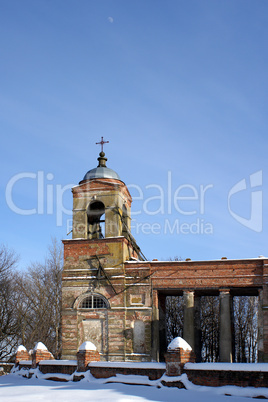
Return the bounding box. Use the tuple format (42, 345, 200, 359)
(0, 363, 14, 374)
(39, 362, 77, 375)
(15, 350, 30, 366)
(183, 368, 268, 388)
(15, 358, 268, 389)
(125, 259, 265, 290)
(88, 364, 166, 381)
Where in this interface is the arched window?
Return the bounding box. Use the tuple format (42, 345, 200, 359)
(79, 294, 109, 309)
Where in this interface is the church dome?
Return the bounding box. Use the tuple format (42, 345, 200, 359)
(82, 166, 121, 181)
(80, 152, 121, 183)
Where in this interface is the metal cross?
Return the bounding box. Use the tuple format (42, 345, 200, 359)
(96, 136, 109, 152)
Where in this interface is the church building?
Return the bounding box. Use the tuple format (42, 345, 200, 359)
(61, 142, 268, 363)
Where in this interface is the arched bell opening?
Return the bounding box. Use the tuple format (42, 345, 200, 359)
(87, 200, 105, 239)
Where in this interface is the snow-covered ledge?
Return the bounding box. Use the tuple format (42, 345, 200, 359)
(165, 337, 195, 377)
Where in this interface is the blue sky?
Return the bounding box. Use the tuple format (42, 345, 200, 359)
(1, 0, 267, 269)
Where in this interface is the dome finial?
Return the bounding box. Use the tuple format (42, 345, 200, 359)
(96, 137, 109, 167)
(80, 137, 121, 182)
(96, 136, 109, 153)
(97, 151, 107, 167)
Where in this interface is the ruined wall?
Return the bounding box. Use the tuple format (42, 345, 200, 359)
(61, 237, 152, 361)
(125, 258, 268, 362)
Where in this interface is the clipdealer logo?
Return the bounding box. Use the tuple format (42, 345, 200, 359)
(5, 170, 263, 234)
(228, 170, 262, 233)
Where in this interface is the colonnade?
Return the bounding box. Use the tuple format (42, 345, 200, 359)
(156, 288, 264, 362)
(183, 290, 232, 362)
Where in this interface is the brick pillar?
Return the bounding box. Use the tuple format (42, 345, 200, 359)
(158, 293, 166, 361)
(32, 342, 54, 368)
(165, 337, 195, 376)
(183, 291, 195, 351)
(219, 290, 232, 362)
(15, 346, 30, 366)
(77, 342, 100, 372)
(152, 290, 159, 362)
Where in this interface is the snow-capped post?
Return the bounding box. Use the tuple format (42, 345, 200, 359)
(32, 342, 54, 368)
(165, 337, 195, 376)
(15, 345, 30, 366)
(77, 342, 100, 372)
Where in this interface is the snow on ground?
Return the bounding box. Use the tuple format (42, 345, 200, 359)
(0, 370, 267, 402)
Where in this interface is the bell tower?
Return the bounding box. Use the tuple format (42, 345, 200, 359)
(61, 141, 146, 361)
(72, 150, 132, 240)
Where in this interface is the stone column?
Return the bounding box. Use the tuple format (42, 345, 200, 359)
(258, 289, 264, 362)
(219, 290, 232, 362)
(183, 291, 195, 351)
(151, 290, 159, 362)
(194, 295, 201, 362)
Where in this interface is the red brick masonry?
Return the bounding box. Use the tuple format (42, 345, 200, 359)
(17, 359, 268, 388)
(39, 361, 77, 375)
(32, 349, 54, 368)
(165, 348, 195, 376)
(88, 362, 166, 381)
(77, 350, 100, 372)
(15, 350, 30, 366)
(183, 364, 268, 388)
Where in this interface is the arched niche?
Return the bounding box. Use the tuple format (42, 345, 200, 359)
(133, 320, 145, 354)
